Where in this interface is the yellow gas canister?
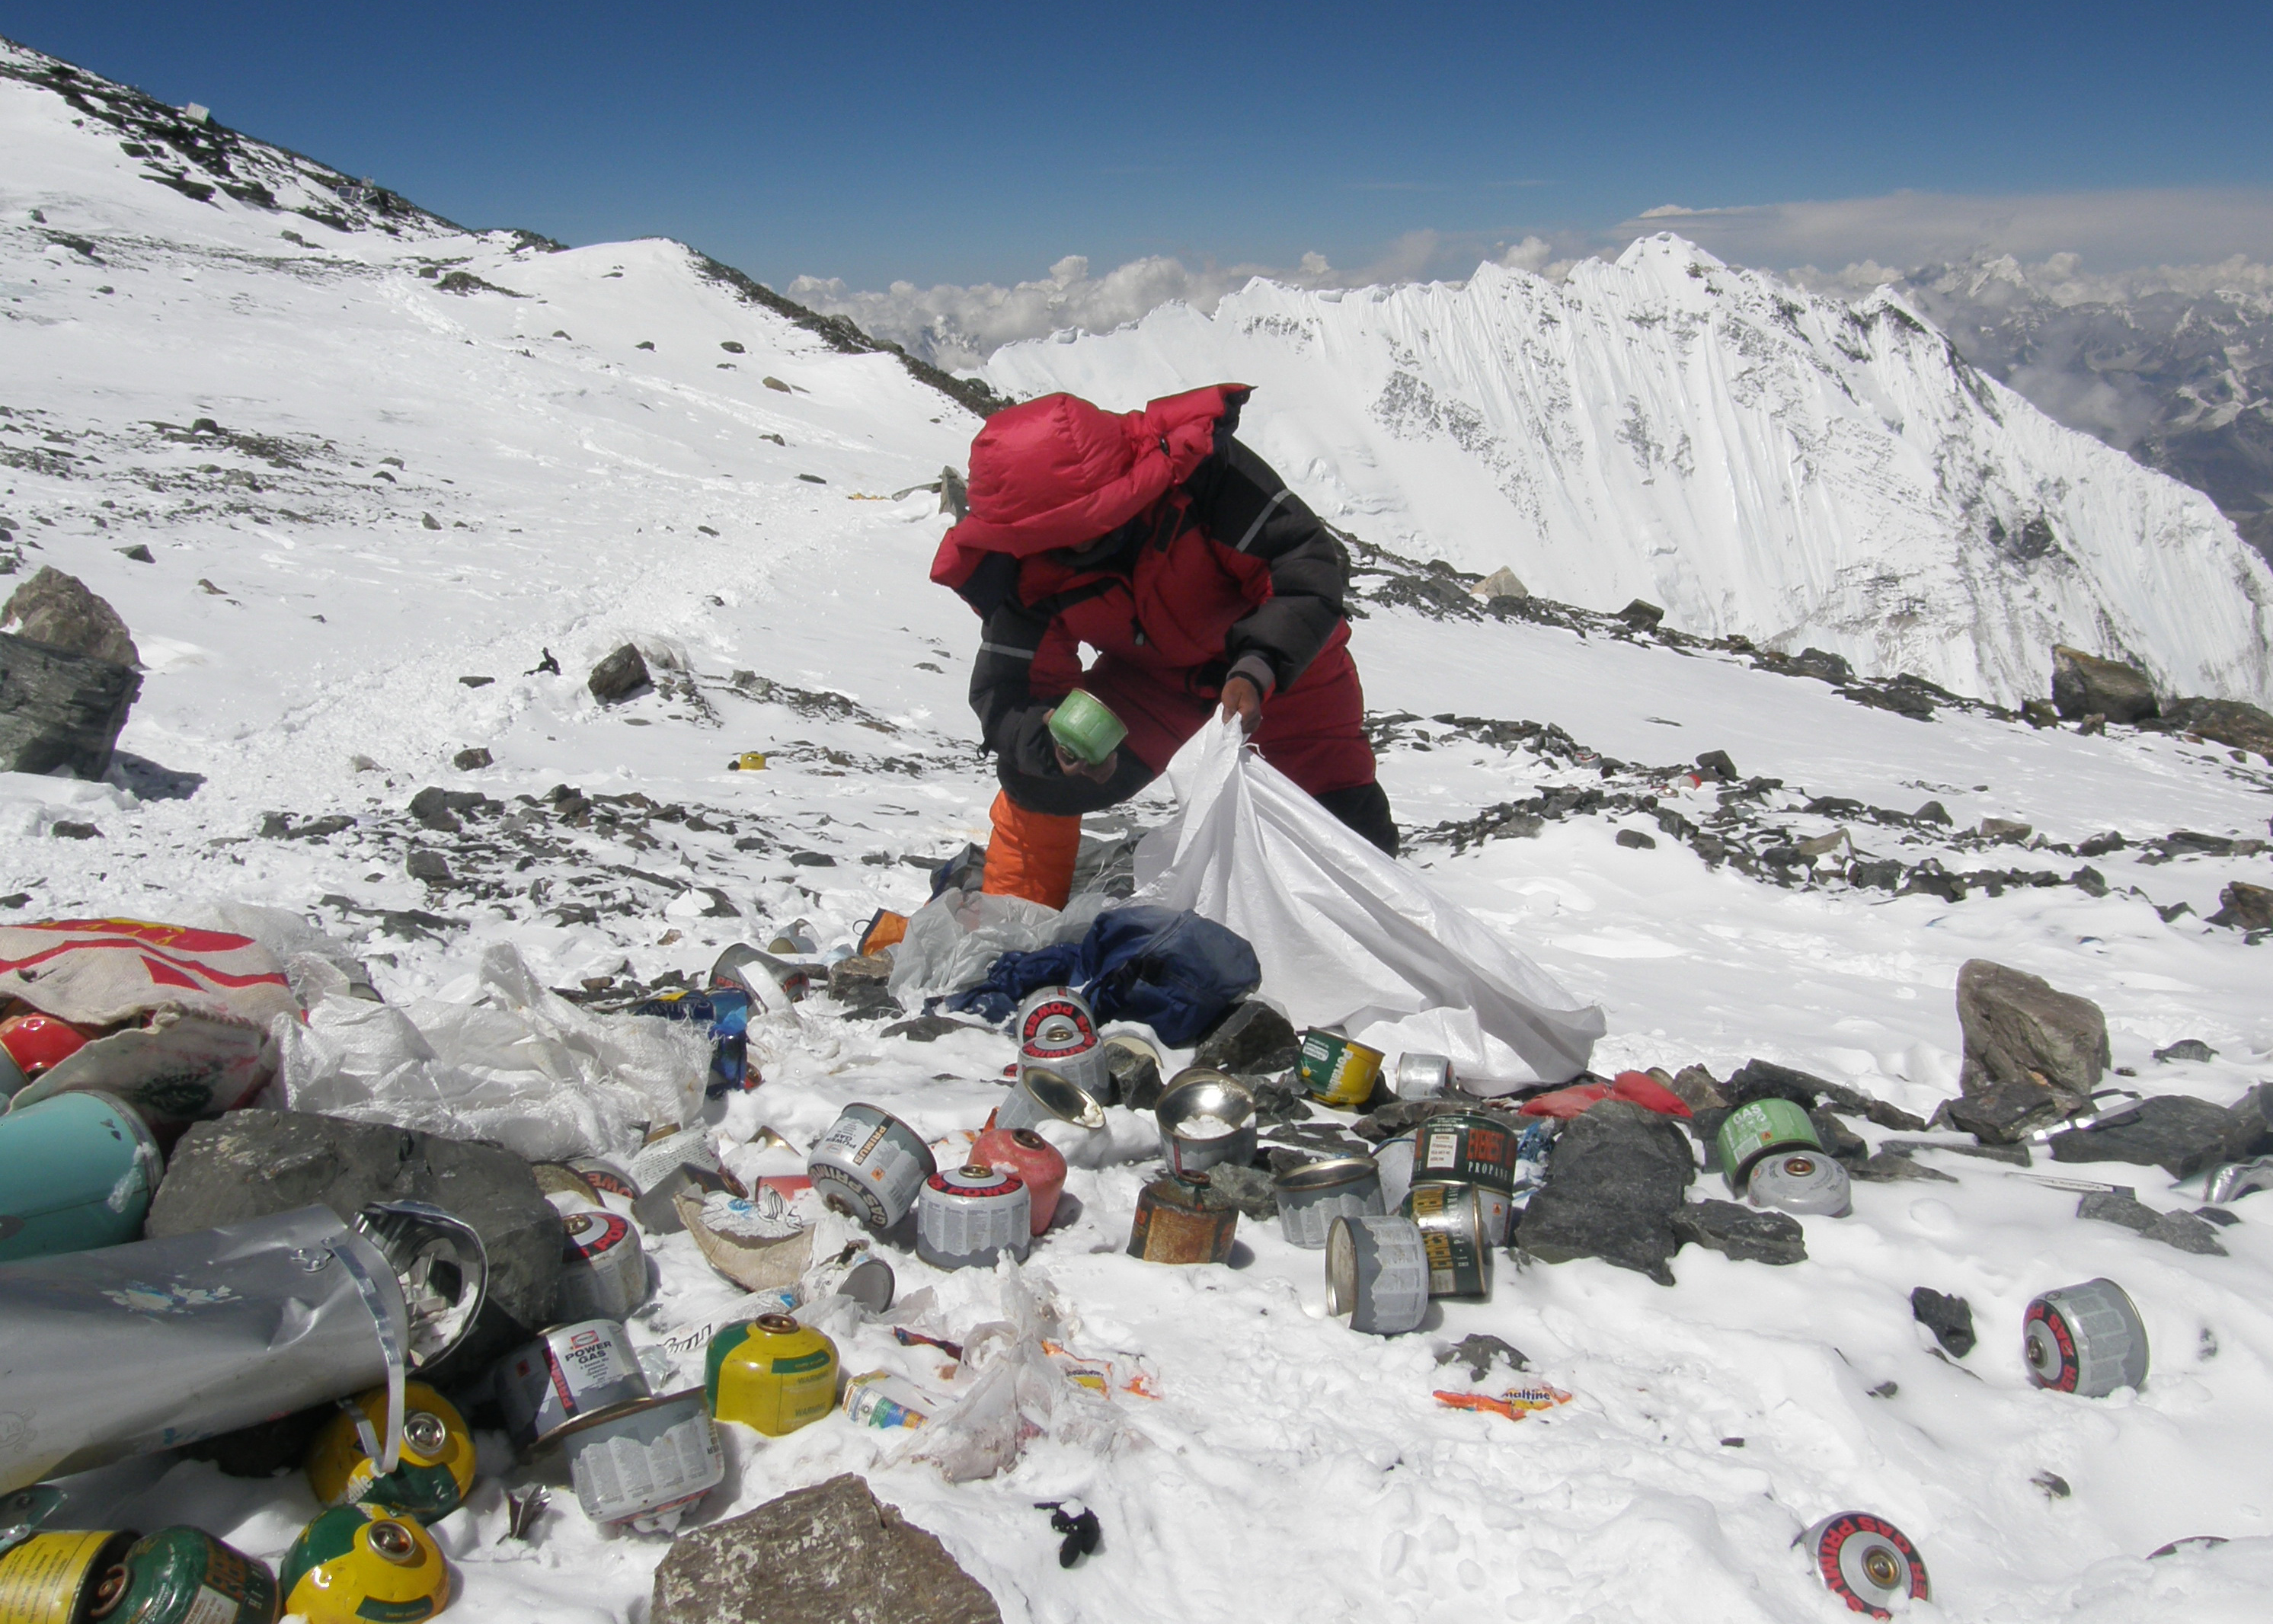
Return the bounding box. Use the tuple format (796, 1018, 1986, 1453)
(305, 1383, 476, 1523)
(705, 1312, 839, 1437)
(0, 1529, 134, 1624)
(278, 1507, 449, 1624)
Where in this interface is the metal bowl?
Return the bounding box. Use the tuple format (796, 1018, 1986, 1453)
(1155, 1067, 1258, 1176)
(1000, 1065, 1106, 1132)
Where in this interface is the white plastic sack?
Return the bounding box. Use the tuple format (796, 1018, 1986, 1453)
(1133, 716, 1605, 1086)
(886, 886, 1111, 1010)
(280, 942, 709, 1159)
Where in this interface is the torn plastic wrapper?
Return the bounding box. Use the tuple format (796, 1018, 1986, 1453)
(0, 1201, 484, 1496)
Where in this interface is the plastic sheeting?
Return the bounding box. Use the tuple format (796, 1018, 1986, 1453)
(886, 887, 1111, 1011)
(279, 942, 710, 1160)
(1132, 716, 1606, 1087)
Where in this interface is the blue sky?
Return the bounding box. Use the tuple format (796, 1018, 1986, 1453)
(9, 1, 2271, 288)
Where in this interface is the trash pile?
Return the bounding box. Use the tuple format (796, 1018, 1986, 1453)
(3, 734, 2267, 1622)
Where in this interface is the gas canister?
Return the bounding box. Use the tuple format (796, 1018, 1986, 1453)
(705, 1313, 839, 1437)
(305, 1382, 475, 1523)
(279, 1507, 448, 1624)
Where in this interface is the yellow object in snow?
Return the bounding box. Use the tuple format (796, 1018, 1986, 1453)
(279, 1506, 449, 1624)
(706, 1313, 839, 1437)
(727, 752, 768, 772)
(305, 1382, 476, 1521)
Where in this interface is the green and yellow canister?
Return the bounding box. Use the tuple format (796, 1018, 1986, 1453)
(0, 1529, 134, 1624)
(705, 1314, 839, 1437)
(0, 1092, 164, 1264)
(278, 1507, 448, 1624)
(1715, 1098, 1823, 1191)
(1296, 1030, 1384, 1109)
(305, 1383, 476, 1523)
(82, 1528, 280, 1624)
(1046, 689, 1127, 766)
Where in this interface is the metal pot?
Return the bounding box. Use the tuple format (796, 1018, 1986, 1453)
(1155, 1069, 1258, 1177)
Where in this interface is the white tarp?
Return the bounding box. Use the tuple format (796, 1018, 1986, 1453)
(1132, 716, 1605, 1086)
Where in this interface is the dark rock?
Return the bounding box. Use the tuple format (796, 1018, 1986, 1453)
(452, 746, 493, 771)
(2070, 866, 2108, 897)
(0, 631, 142, 778)
(408, 786, 462, 832)
(881, 1015, 974, 1043)
(421, 513, 443, 531)
(788, 851, 837, 868)
(587, 642, 651, 702)
(2163, 695, 2273, 758)
(1437, 1334, 1529, 1380)
(1694, 750, 1738, 782)
(1667, 1065, 1727, 1111)
(1809, 1108, 1871, 1168)
(1617, 599, 1664, 629)
(651, 1473, 1001, 1624)
(1940, 1078, 2071, 1143)
(2076, 1191, 2228, 1255)
(2022, 699, 2059, 727)
(2051, 644, 2158, 724)
(1515, 1101, 1695, 1285)
(1669, 1199, 1805, 1265)
(2210, 881, 2273, 931)
(1615, 829, 1658, 850)
(1355, 1098, 1510, 1142)
(1852, 1152, 1958, 1184)
(1196, 1162, 1277, 1220)
(2034, 1471, 2071, 1500)
(2154, 1039, 2217, 1064)
(2076, 830, 2127, 858)
(2228, 1085, 2273, 1157)
(2, 565, 139, 667)
(2048, 1094, 2254, 1179)
(1980, 817, 2033, 842)
(50, 819, 100, 839)
(406, 849, 452, 884)
(1110, 1044, 1165, 1112)
(827, 953, 899, 1016)
(1193, 1001, 1302, 1075)
(1913, 799, 1953, 825)
(1955, 959, 2108, 1126)
(116, 543, 155, 564)
(1910, 1287, 1976, 1357)
(1724, 1058, 1925, 1130)
(1791, 647, 1853, 683)
(145, 1108, 564, 1382)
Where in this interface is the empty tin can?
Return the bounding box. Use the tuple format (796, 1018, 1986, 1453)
(305, 1381, 475, 1522)
(804, 1245, 897, 1315)
(1747, 1150, 1853, 1217)
(1325, 1214, 1430, 1335)
(706, 1314, 839, 1437)
(560, 1391, 724, 1533)
(279, 1507, 446, 1624)
(1392, 1053, 1453, 1101)
(1155, 1069, 1259, 1178)
(1373, 1133, 1418, 1211)
(1402, 1182, 1493, 1300)
(1047, 689, 1127, 766)
(1126, 1172, 1237, 1264)
(556, 1209, 650, 1322)
(568, 1156, 639, 1207)
(844, 1370, 935, 1431)
(1715, 1098, 1821, 1191)
(916, 1165, 1032, 1271)
(1274, 1156, 1386, 1249)
(0, 1530, 135, 1623)
(2024, 1277, 2149, 1396)
(993, 1065, 1106, 1133)
(0, 1090, 164, 1264)
(1411, 1113, 1519, 1194)
(1015, 986, 1111, 1104)
(1407, 1178, 1513, 1246)
(1296, 1030, 1384, 1108)
(496, 1319, 650, 1456)
(807, 1104, 936, 1231)
(85, 1526, 280, 1624)
(971, 1127, 1067, 1233)
(1801, 1511, 1930, 1616)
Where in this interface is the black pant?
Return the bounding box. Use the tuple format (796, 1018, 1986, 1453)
(998, 759, 1399, 858)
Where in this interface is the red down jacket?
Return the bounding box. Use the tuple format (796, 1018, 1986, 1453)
(933, 385, 1374, 799)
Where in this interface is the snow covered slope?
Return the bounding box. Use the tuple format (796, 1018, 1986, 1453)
(986, 242, 2273, 711)
(8, 36, 2273, 1624)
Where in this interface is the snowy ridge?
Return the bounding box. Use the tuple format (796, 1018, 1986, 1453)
(986, 241, 2273, 710)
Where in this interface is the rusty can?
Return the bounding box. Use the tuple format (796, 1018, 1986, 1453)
(79, 1526, 280, 1624)
(495, 1319, 650, 1456)
(971, 1127, 1066, 1234)
(1015, 986, 1111, 1103)
(559, 1391, 724, 1533)
(1325, 1214, 1430, 1335)
(1155, 1069, 1258, 1178)
(556, 1209, 650, 1322)
(807, 1104, 936, 1231)
(916, 1165, 1031, 1271)
(1274, 1156, 1385, 1249)
(1392, 1053, 1453, 1100)
(1125, 1172, 1237, 1264)
(1411, 1113, 1520, 1194)
(1296, 1030, 1384, 1108)
(1401, 1181, 1493, 1300)
(0, 1530, 136, 1623)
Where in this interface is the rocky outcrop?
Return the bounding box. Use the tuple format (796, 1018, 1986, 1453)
(1516, 1101, 1694, 1285)
(1949, 960, 2108, 1140)
(2051, 644, 2158, 724)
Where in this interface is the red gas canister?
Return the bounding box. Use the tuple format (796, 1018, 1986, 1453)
(973, 1127, 1066, 1235)
(0, 1012, 92, 1079)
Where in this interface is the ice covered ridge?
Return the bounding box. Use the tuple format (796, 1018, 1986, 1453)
(986, 242, 2273, 711)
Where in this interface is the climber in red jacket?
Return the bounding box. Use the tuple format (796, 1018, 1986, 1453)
(932, 383, 1397, 908)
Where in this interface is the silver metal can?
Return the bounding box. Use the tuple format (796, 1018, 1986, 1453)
(1408, 1178, 1511, 1245)
(2024, 1277, 2149, 1396)
(568, 1156, 640, 1206)
(1392, 1053, 1453, 1101)
(805, 1245, 897, 1315)
(559, 1390, 723, 1533)
(556, 1210, 650, 1322)
(1325, 1213, 1430, 1335)
(496, 1318, 651, 1455)
(1373, 1133, 1418, 1212)
(915, 1165, 1031, 1271)
(1801, 1512, 1931, 1614)
(807, 1104, 936, 1231)
(1274, 1156, 1385, 1249)
(1156, 1069, 1259, 1178)
(1401, 1181, 1494, 1300)
(1747, 1150, 1853, 1217)
(1015, 986, 1111, 1102)
(993, 1065, 1106, 1133)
